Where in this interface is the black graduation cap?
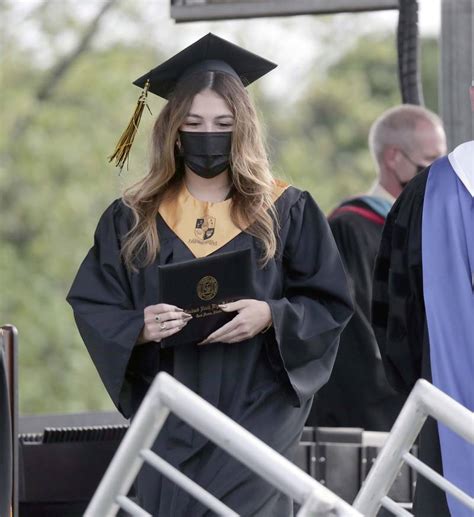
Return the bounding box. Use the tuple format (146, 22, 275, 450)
(109, 33, 277, 169)
(133, 33, 277, 100)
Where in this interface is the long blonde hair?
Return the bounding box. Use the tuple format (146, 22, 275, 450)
(121, 71, 278, 271)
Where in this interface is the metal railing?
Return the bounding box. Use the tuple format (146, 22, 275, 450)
(85, 372, 362, 517)
(86, 374, 473, 517)
(353, 379, 474, 516)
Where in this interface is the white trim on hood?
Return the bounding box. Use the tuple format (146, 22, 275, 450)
(448, 141, 474, 197)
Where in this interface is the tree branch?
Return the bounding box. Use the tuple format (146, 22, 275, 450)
(36, 0, 118, 102)
(11, 0, 119, 141)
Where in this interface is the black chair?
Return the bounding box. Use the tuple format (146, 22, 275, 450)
(362, 445, 417, 508)
(316, 426, 363, 445)
(296, 427, 416, 510)
(294, 441, 317, 477)
(0, 325, 19, 517)
(314, 442, 363, 503)
(296, 427, 364, 503)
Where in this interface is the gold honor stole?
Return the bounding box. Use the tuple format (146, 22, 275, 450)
(159, 179, 289, 258)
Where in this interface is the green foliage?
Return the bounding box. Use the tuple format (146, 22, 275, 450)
(1, 42, 162, 413)
(264, 34, 439, 212)
(0, 4, 439, 414)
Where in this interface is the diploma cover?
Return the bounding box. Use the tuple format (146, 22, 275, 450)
(158, 248, 255, 347)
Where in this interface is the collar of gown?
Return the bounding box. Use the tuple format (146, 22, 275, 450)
(158, 178, 289, 258)
(367, 182, 396, 205)
(448, 140, 474, 197)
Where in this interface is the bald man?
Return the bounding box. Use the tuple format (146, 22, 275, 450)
(308, 105, 447, 431)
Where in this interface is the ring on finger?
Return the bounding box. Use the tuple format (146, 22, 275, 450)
(160, 322, 167, 330)
(155, 315, 161, 322)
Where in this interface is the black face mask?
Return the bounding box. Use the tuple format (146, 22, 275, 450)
(398, 149, 426, 189)
(179, 131, 232, 179)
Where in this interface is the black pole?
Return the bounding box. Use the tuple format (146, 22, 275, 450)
(397, 0, 425, 105)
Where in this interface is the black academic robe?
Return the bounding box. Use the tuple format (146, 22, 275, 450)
(309, 198, 406, 431)
(67, 186, 353, 517)
(372, 169, 450, 517)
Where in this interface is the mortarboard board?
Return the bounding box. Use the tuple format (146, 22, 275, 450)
(109, 33, 277, 169)
(133, 33, 277, 100)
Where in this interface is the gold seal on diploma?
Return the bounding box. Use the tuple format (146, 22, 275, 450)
(197, 276, 218, 301)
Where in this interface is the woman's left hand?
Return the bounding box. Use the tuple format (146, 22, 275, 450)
(199, 299, 272, 345)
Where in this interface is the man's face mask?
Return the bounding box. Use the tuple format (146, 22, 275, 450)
(398, 149, 426, 188)
(179, 131, 232, 179)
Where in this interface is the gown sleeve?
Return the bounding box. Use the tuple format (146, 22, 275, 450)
(66, 200, 145, 417)
(266, 191, 353, 406)
(371, 171, 428, 395)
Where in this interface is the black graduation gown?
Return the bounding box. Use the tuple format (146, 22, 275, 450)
(66, 186, 353, 517)
(309, 198, 406, 431)
(372, 169, 450, 517)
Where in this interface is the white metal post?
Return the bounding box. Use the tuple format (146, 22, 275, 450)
(139, 449, 239, 516)
(155, 373, 362, 516)
(353, 379, 474, 516)
(86, 372, 363, 517)
(84, 383, 170, 517)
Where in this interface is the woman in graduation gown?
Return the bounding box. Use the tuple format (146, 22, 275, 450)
(67, 34, 353, 516)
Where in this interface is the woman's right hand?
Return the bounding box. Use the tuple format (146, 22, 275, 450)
(137, 304, 192, 344)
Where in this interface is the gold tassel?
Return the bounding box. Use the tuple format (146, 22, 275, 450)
(109, 79, 152, 170)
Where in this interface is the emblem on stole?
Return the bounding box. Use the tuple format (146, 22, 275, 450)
(195, 216, 216, 241)
(197, 276, 218, 301)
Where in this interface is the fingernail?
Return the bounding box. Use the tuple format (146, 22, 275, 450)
(218, 304, 227, 309)
(177, 308, 184, 312)
(183, 313, 192, 319)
